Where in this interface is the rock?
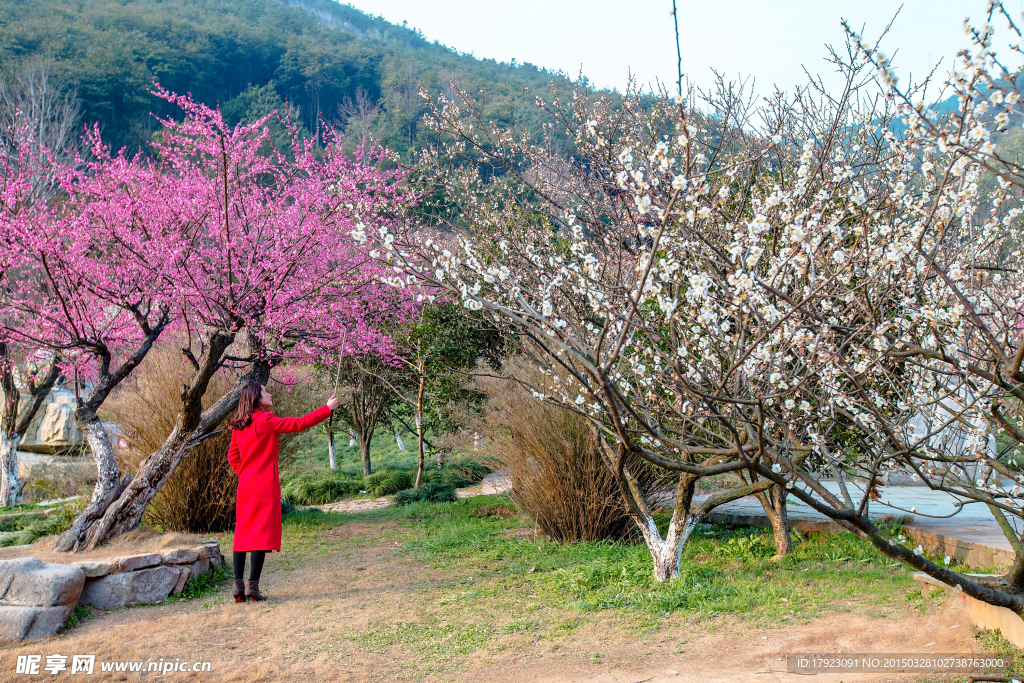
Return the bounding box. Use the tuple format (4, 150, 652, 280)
(19, 388, 84, 453)
(80, 566, 180, 609)
(160, 548, 199, 565)
(198, 539, 222, 568)
(481, 471, 511, 495)
(0, 558, 85, 607)
(172, 566, 191, 595)
(0, 558, 84, 645)
(0, 604, 75, 646)
(187, 557, 210, 579)
(114, 553, 162, 572)
(71, 560, 116, 578)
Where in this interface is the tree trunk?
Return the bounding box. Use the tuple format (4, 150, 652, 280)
(0, 433, 22, 507)
(592, 431, 774, 583)
(0, 349, 21, 507)
(52, 409, 127, 551)
(50, 312, 169, 552)
(66, 332, 246, 552)
(643, 518, 700, 581)
(327, 431, 337, 470)
(0, 354, 61, 506)
(359, 432, 372, 478)
(755, 484, 793, 556)
(414, 375, 425, 489)
(394, 430, 405, 451)
(349, 430, 357, 447)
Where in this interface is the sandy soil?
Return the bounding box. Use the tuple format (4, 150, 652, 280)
(0, 517, 990, 683)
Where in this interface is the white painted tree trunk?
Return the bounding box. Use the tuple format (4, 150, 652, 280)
(328, 432, 337, 470)
(0, 433, 23, 507)
(349, 430, 357, 447)
(395, 431, 405, 451)
(635, 511, 699, 582)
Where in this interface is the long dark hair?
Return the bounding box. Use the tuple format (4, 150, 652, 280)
(229, 382, 264, 431)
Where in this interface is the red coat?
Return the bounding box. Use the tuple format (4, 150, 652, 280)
(228, 405, 332, 552)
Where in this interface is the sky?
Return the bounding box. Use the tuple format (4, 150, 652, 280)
(344, 0, 1014, 97)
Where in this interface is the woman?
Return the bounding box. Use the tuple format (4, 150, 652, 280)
(227, 382, 339, 602)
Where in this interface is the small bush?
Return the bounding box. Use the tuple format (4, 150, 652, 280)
(422, 460, 491, 489)
(475, 358, 631, 542)
(282, 473, 362, 505)
(363, 468, 412, 496)
(395, 482, 458, 505)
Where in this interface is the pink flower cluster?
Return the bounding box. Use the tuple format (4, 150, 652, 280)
(0, 86, 416, 382)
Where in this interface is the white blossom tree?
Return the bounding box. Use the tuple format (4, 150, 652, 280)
(368, 3, 1024, 613)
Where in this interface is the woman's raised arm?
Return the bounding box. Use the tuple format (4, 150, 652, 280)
(264, 405, 334, 435)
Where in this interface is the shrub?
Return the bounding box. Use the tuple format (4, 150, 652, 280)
(282, 473, 363, 505)
(423, 459, 491, 489)
(103, 343, 236, 533)
(475, 358, 631, 542)
(363, 468, 412, 496)
(395, 482, 458, 505)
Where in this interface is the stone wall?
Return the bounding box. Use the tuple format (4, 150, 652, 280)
(0, 539, 222, 646)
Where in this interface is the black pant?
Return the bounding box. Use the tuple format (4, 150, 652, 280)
(232, 550, 267, 582)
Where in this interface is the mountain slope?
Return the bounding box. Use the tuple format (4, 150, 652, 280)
(0, 0, 580, 153)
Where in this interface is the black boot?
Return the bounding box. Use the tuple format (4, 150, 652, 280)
(232, 579, 245, 603)
(245, 579, 266, 602)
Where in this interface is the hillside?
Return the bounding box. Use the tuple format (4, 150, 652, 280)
(0, 0, 583, 154)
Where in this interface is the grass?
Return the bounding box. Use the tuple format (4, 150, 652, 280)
(391, 497, 931, 627)
(0, 501, 84, 547)
(176, 564, 233, 601)
(277, 495, 934, 630)
(261, 495, 966, 678)
(64, 603, 94, 631)
(52, 492, 1014, 681)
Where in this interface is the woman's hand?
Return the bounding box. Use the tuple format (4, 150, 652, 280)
(326, 393, 340, 411)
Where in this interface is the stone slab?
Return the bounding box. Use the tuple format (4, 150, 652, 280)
(187, 557, 209, 579)
(80, 566, 181, 609)
(71, 560, 117, 578)
(115, 553, 163, 572)
(199, 539, 223, 568)
(0, 557, 84, 607)
(913, 573, 1024, 649)
(0, 604, 74, 646)
(161, 548, 199, 565)
(172, 566, 191, 595)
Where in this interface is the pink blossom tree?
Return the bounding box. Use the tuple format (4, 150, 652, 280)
(0, 129, 174, 533)
(51, 89, 413, 550)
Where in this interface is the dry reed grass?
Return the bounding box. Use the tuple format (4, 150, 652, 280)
(475, 358, 631, 542)
(20, 458, 95, 504)
(102, 343, 236, 533)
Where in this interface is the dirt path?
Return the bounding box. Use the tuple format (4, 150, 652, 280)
(315, 485, 484, 514)
(0, 516, 989, 683)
